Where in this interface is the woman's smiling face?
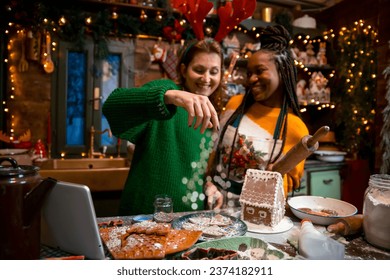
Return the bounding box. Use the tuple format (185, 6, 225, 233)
(246, 51, 283, 107)
(181, 51, 222, 97)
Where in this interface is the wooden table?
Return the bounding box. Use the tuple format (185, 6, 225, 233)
(41, 209, 390, 260)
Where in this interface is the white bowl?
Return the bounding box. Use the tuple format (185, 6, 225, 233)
(314, 150, 347, 162)
(287, 196, 358, 225)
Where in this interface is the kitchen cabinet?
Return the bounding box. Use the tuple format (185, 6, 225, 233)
(309, 169, 341, 198)
(290, 160, 344, 199)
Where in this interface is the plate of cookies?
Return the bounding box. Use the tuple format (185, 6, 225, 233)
(171, 212, 247, 241)
(99, 220, 203, 259)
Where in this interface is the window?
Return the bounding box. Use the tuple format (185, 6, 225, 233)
(54, 38, 134, 157)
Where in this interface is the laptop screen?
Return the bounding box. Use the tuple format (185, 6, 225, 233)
(41, 180, 106, 260)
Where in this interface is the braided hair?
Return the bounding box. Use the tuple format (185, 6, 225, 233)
(209, 25, 301, 184)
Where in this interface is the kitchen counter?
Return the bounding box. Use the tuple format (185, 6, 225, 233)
(40, 208, 390, 260)
(304, 159, 346, 170)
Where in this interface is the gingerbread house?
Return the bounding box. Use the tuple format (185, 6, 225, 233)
(239, 169, 285, 227)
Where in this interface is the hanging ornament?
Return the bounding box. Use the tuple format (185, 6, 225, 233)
(140, 10, 148, 22)
(156, 11, 163, 22)
(205, 26, 213, 37)
(150, 39, 167, 63)
(162, 46, 179, 81)
(162, 19, 185, 41)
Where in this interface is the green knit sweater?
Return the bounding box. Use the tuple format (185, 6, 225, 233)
(102, 79, 213, 215)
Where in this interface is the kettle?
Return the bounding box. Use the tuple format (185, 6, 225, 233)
(0, 157, 57, 259)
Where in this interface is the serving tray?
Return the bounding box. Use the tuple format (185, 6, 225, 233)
(184, 236, 293, 260)
(171, 212, 247, 242)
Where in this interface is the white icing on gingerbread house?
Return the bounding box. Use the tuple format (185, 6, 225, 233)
(239, 169, 285, 227)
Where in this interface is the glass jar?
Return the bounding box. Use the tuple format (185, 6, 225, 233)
(363, 174, 390, 250)
(153, 194, 173, 223)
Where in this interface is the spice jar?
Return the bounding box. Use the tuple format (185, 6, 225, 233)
(153, 194, 173, 223)
(363, 174, 390, 250)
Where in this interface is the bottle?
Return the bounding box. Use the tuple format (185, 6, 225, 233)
(363, 174, 390, 250)
(298, 219, 345, 260)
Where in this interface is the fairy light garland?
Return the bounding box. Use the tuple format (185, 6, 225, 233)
(333, 19, 378, 157)
(3, 23, 18, 142)
(2, 1, 379, 158)
(3, 18, 57, 143)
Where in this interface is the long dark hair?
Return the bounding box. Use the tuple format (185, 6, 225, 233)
(176, 39, 226, 114)
(210, 25, 302, 179)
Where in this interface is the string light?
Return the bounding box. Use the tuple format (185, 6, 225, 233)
(2, 5, 378, 155)
(85, 17, 92, 25)
(58, 16, 66, 26)
(3, 18, 60, 145)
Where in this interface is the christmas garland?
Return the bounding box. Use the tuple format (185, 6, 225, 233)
(332, 20, 377, 160)
(3, 0, 199, 59)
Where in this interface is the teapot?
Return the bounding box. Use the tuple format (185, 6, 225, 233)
(0, 157, 57, 259)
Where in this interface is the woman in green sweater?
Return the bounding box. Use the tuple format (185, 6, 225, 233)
(102, 39, 225, 215)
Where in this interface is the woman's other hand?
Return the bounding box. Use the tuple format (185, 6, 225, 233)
(164, 90, 219, 134)
(204, 181, 223, 210)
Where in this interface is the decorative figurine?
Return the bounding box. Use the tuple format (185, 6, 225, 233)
(309, 71, 331, 103)
(317, 42, 328, 66)
(33, 139, 47, 159)
(305, 43, 319, 65)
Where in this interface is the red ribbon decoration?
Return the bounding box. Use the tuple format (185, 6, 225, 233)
(214, 0, 257, 42)
(171, 0, 256, 42)
(171, 0, 214, 40)
(163, 19, 186, 41)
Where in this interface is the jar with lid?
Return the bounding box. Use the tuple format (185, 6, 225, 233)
(363, 174, 390, 250)
(153, 194, 173, 223)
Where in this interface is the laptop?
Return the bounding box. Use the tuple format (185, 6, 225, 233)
(41, 180, 106, 260)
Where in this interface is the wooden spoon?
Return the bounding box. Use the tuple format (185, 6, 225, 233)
(43, 32, 54, 74)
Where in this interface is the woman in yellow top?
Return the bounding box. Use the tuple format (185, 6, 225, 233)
(205, 25, 309, 209)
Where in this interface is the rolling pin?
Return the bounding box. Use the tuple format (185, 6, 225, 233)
(326, 214, 364, 236)
(272, 126, 330, 175)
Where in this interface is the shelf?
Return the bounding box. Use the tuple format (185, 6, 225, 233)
(240, 19, 275, 30)
(239, 19, 325, 37)
(78, 0, 173, 15)
(301, 65, 333, 71)
(292, 26, 325, 38)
